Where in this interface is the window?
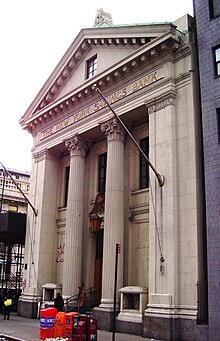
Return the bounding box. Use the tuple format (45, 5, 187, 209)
(98, 153, 107, 195)
(86, 55, 97, 79)
(214, 46, 220, 76)
(63, 166, 70, 207)
(140, 137, 149, 189)
(210, 0, 220, 18)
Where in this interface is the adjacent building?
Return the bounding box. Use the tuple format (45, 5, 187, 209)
(0, 167, 30, 293)
(18, 11, 202, 340)
(193, 1, 220, 340)
(0, 168, 30, 214)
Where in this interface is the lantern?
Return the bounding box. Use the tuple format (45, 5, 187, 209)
(89, 213, 103, 232)
(89, 193, 105, 232)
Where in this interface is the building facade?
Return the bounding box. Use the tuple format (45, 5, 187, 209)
(193, 1, 220, 341)
(0, 168, 30, 214)
(18, 13, 202, 340)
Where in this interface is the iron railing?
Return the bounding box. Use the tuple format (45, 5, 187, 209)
(65, 287, 99, 312)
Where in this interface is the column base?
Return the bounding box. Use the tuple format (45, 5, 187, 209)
(117, 314, 143, 336)
(93, 306, 143, 336)
(92, 307, 114, 331)
(99, 298, 120, 310)
(144, 308, 197, 341)
(17, 294, 42, 319)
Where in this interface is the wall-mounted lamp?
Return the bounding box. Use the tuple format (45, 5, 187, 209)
(89, 213, 103, 232)
(88, 192, 105, 232)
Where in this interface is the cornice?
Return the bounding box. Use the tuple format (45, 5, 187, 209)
(32, 148, 61, 163)
(20, 29, 186, 133)
(2, 196, 28, 204)
(145, 89, 176, 114)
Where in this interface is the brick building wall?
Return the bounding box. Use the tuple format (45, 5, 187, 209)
(194, 1, 220, 340)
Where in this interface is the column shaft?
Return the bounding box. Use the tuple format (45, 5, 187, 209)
(63, 134, 86, 296)
(100, 119, 125, 309)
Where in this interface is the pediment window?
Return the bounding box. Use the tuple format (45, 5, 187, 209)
(86, 55, 97, 79)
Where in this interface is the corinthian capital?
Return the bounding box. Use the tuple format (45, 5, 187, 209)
(65, 133, 87, 158)
(101, 118, 125, 143)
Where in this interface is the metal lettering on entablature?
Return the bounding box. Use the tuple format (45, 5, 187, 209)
(40, 68, 164, 141)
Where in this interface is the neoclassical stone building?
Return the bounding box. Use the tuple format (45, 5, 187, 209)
(18, 12, 202, 341)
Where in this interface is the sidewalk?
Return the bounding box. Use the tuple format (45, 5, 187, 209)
(0, 313, 158, 341)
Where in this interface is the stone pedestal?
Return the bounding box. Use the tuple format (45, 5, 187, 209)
(116, 286, 148, 335)
(118, 286, 148, 323)
(42, 283, 62, 301)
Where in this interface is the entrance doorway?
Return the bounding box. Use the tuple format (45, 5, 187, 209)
(94, 228, 103, 306)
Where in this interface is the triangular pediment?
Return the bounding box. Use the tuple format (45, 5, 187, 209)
(56, 40, 149, 102)
(20, 22, 178, 125)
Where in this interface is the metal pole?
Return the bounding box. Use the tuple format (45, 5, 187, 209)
(112, 243, 119, 341)
(94, 85, 165, 187)
(0, 169, 6, 212)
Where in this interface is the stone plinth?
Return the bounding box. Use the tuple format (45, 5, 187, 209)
(118, 286, 148, 323)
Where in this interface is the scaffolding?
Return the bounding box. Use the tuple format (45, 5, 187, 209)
(0, 242, 24, 291)
(0, 212, 26, 311)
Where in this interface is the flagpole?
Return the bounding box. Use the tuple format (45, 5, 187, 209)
(112, 243, 120, 341)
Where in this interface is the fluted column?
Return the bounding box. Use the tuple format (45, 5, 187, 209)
(63, 134, 87, 296)
(100, 118, 125, 309)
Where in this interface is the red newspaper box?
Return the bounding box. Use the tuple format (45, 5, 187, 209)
(40, 309, 47, 339)
(65, 311, 79, 329)
(74, 320, 85, 341)
(87, 316, 97, 341)
(65, 312, 79, 340)
(40, 307, 57, 339)
(78, 314, 97, 341)
(79, 314, 87, 340)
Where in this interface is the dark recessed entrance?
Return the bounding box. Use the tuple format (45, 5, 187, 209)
(94, 228, 103, 306)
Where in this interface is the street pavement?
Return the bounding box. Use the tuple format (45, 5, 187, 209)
(0, 313, 162, 341)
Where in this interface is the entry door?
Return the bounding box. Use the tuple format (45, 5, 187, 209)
(94, 228, 103, 306)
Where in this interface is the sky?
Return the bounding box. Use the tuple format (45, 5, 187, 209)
(0, 0, 193, 172)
